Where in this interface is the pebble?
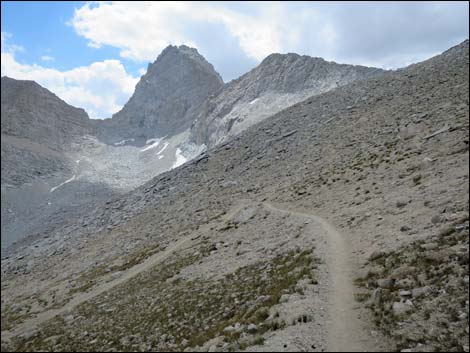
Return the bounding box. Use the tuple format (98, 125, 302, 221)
(392, 300, 413, 315)
(396, 199, 409, 208)
(400, 225, 411, 232)
(420, 243, 438, 250)
(377, 278, 395, 289)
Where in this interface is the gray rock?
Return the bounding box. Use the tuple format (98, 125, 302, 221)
(420, 243, 439, 250)
(396, 199, 409, 208)
(247, 324, 258, 333)
(370, 288, 383, 306)
(64, 314, 75, 323)
(223, 325, 235, 333)
(377, 278, 395, 289)
(391, 266, 417, 278)
(411, 286, 432, 298)
(369, 250, 386, 261)
(392, 300, 413, 316)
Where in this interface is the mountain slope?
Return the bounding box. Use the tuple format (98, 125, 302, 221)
(1, 76, 93, 186)
(0, 77, 118, 252)
(190, 53, 384, 147)
(1, 46, 383, 254)
(1, 76, 92, 151)
(0, 46, 223, 251)
(2, 40, 468, 352)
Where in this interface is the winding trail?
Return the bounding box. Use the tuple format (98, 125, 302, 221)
(1, 234, 196, 341)
(264, 202, 378, 352)
(3, 200, 381, 351)
(1, 201, 250, 341)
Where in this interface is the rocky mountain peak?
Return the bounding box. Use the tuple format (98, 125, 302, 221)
(190, 52, 385, 147)
(95, 45, 224, 145)
(147, 45, 223, 84)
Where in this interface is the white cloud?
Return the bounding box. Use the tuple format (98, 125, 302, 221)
(70, 1, 303, 62)
(40, 55, 55, 62)
(1, 33, 138, 119)
(69, 1, 469, 70)
(71, 2, 193, 61)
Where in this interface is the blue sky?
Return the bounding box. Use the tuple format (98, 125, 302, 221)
(1, 2, 142, 75)
(1, 1, 468, 119)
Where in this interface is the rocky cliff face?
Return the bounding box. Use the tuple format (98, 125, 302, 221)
(190, 53, 384, 147)
(96, 45, 224, 145)
(1, 76, 93, 186)
(1, 76, 92, 151)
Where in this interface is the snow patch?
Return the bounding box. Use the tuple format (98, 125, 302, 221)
(145, 138, 160, 145)
(140, 139, 161, 152)
(50, 175, 76, 193)
(172, 148, 188, 169)
(156, 142, 169, 155)
(114, 138, 135, 146)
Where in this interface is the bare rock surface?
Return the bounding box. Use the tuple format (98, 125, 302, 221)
(190, 52, 384, 148)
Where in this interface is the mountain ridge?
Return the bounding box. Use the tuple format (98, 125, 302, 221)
(189, 49, 384, 147)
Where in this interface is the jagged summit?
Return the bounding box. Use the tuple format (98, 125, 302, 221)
(95, 44, 224, 145)
(147, 45, 223, 83)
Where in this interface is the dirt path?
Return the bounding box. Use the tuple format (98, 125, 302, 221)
(1, 234, 196, 341)
(1, 200, 252, 341)
(264, 202, 381, 352)
(3, 200, 383, 351)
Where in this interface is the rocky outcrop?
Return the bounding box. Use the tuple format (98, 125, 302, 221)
(190, 53, 384, 147)
(95, 45, 224, 145)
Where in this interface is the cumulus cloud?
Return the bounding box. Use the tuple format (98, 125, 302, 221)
(1, 33, 138, 119)
(70, 2, 294, 62)
(70, 1, 469, 73)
